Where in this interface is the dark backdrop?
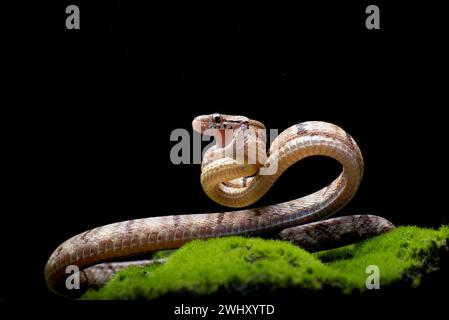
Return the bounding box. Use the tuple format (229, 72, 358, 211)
(3, 0, 448, 309)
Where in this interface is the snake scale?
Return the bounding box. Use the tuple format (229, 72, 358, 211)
(45, 113, 394, 296)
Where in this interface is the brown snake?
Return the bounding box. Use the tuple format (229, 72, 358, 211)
(45, 114, 394, 296)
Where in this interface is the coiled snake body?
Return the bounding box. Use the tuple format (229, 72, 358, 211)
(45, 114, 394, 296)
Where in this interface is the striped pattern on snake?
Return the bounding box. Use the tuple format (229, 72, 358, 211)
(44, 113, 393, 296)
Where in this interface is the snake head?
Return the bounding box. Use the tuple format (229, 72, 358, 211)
(192, 113, 250, 134)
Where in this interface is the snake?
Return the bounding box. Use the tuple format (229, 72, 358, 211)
(45, 113, 394, 297)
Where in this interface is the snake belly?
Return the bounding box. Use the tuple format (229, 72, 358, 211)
(45, 116, 393, 296)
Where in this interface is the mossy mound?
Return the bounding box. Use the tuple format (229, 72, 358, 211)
(82, 225, 448, 300)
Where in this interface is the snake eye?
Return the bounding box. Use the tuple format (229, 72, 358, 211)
(212, 114, 222, 125)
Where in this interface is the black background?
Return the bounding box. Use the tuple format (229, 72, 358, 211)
(2, 0, 448, 315)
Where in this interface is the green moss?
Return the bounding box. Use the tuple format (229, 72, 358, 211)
(151, 249, 176, 260)
(82, 225, 448, 300)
